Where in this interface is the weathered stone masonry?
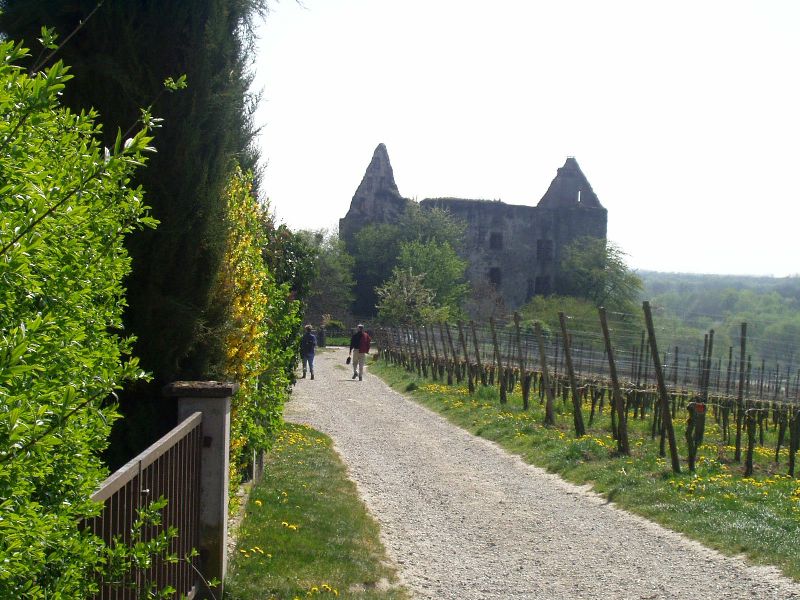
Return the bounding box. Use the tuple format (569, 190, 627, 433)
(340, 144, 607, 311)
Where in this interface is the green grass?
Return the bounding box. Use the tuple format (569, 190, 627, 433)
(322, 336, 350, 347)
(371, 360, 800, 581)
(224, 423, 409, 600)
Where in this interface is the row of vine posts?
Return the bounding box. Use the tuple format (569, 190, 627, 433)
(375, 302, 800, 477)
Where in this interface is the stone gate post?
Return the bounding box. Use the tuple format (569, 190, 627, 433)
(163, 381, 237, 599)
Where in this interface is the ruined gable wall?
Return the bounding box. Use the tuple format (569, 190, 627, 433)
(421, 198, 607, 309)
(339, 143, 409, 250)
(339, 145, 608, 312)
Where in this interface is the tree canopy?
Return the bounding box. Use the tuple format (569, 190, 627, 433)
(299, 230, 355, 326)
(350, 205, 466, 315)
(557, 237, 643, 313)
(396, 239, 468, 317)
(640, 272, 800, 370)
(376, 268, 449, 325)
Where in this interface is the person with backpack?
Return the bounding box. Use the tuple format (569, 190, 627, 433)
(300, 324, 317, 380)
(348, 324, 371, 381)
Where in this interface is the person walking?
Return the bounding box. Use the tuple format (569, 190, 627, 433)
(348, 324, 371, 381)
(300, 324, 317, 380)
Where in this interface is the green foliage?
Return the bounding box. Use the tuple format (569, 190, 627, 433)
(102, 497, 182, 599)
(376, 268, 450, 325)
(298, 230, 355, 325)
(397, 239, 468, 315)
(211, 167, 300, 492)
(557, 237, 643, 312)
(323, 317, 348, 331)
(262, 222, 317, 302)
(0, 0, 267, 380)
(518, 294, 641, 347)
(374, 236, 468, 325)
(641, 272, 800, 368)
(350, 223, 401, 315)
(0, 43, 154, 597)
(350, 205, 466, 315)
(0, 0, 272, 463)
(397, 203, 466, 248)
(519, 295, 600, 335)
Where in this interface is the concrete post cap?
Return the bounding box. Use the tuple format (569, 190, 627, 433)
(162, 381, 239, 398)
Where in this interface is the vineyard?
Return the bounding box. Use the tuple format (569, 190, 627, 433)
(375, 302, 800, 478)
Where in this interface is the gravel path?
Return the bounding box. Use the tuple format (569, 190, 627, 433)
(285, 348, 800, 600)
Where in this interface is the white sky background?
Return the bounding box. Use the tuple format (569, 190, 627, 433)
(251, 0, 800, 277)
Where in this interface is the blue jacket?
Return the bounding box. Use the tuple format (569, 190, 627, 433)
(301, 332, 316, 355)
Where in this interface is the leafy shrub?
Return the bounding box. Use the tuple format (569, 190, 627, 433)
(0, 42, 155, 596)
(325, 318, 347, 331)
(212, 166, 300, 495)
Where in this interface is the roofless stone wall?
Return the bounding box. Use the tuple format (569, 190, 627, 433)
(339, 144, 607, 311)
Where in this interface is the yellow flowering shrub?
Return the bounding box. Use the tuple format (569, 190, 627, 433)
(213, 166, 300, 490)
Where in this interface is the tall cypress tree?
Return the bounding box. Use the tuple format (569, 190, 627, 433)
(0, 0, 266, 463)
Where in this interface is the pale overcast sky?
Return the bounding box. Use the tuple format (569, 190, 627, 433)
(251, 0, 800, 277)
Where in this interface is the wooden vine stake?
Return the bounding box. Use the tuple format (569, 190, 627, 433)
(534, 321, 556, 426)
(598, 308, 629, 455)
(558, 312, 586, 437)
(470, 320, 485, 386)
(429, 323, 441, 381)
(642, 301, 681, 473)
(722, 346, 733, 443)
(744, 408, 757, 477)
(444, 323, 460, 384)
(735, 323, 747, 463)
(789, 408, 799, 477)
(457, 321, 474, 394)
(438, 323, 452, 385)
(696, 329, 714, 446)
(489, 318, 506, 404)
(513, 313, 529, 410)
(422, 325, 439, 381)
(413, 324, 426, 377)
(406, 325, 418, 374)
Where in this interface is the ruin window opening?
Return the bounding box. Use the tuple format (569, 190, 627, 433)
(488, 267, 502, 288)
(489, 232, 503, 250)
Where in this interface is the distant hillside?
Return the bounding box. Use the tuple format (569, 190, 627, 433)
(637, 271, 800, 368)
(640, 271, 800, 301)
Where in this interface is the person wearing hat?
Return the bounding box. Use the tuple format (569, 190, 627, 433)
(348, 324, 371, 381)
(300, 324, 317, 380)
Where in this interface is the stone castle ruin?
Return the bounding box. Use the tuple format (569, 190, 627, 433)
(339, 144, 607, 311)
